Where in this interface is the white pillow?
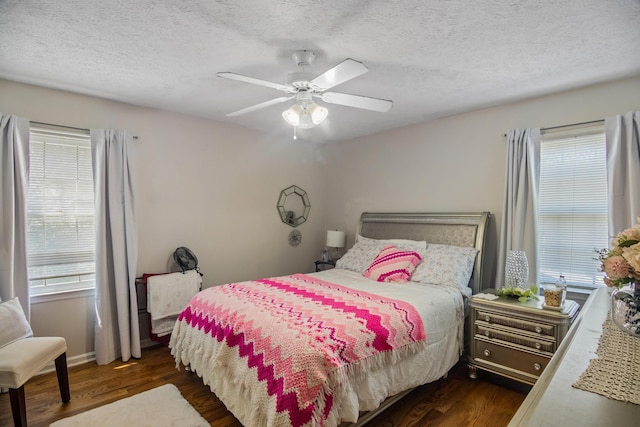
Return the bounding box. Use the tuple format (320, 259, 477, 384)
(0, 297, 33, 349)
(411, 244, 478, 290)
(336, 235, 427, 273)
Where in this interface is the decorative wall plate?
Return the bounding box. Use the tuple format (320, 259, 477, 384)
(288, 229, 302, 247)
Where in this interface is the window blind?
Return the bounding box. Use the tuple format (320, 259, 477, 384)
(537, 126, 608, 289)
(27, 125, 95, 294)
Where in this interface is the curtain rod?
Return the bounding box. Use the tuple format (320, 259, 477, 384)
(31, 121, 139, 140)
(502, 118, 604, 138)
(541, 119, 604, 132)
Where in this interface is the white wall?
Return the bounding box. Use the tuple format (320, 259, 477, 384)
(3, 75, 639, 358)
(323, 75, 640, 286)
(0, 79, 327, 358)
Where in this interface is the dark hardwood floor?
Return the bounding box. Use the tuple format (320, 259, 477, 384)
(0, 345, 528, 426)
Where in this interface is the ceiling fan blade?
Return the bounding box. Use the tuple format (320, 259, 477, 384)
(310, 59, 369, 91)
(217, 72, 290, 92)
(320, 92, 393, 112)
(226, 96, 294, 117)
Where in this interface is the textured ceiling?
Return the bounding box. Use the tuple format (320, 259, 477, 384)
(1, 0, 639, 143)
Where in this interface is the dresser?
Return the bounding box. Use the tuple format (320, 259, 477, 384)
(508, 287, 640, 426)
(468, 293, 580, 385)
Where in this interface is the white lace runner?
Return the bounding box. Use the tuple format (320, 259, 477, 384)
(572, 313, 640, 405)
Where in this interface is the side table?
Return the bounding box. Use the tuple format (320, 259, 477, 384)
(468, 292, 580, 385)
(314, 260, 335, 272)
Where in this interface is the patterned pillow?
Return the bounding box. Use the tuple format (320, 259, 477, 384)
(411, 244, 478, 290)
(363, 245, 423, 283)
(335, 238, 388, 273)
(0, 297, 33, 349)
(336, 235, 427, 273)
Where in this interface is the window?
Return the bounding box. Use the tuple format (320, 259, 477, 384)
(26, 125, 95, 295)
(537, 123, 608, 290)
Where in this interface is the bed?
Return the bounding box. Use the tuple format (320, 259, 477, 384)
(170, 212, 492, 426)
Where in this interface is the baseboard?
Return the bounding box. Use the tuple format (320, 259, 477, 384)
(67, 351, 96, 367)
(140, 338, 156, 349)
(39, 351, 96, 375)
(37, 338, 161, 377)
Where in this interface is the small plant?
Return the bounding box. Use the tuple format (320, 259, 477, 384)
(497, 284, 539, 303)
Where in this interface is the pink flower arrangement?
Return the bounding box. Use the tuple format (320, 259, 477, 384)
(600, 218, 640, 287)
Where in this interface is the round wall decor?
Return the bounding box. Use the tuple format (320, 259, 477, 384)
(288, 229, 302, 247)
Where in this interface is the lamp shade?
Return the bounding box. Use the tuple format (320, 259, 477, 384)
(326, 230, 346, 248)
(282, 104, 302, 126)
(309, 103, 328, 124)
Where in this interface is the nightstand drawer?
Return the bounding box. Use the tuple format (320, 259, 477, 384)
(475, 324, 555, 353)
(474, 339, 550, 379)
(475, 309, 555, 337)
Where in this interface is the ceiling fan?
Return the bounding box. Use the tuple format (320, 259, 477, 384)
(217, 50, 393, 130)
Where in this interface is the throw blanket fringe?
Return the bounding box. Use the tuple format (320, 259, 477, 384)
(319, 340, 428, 425)
(170, 273, 427, 426)
(171, 324, 428, 426)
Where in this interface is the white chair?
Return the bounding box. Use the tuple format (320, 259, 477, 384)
(0, 298, 70, 426)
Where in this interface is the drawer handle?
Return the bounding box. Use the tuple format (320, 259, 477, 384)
(535, 326, 542, 333)
(484, 315, 491, 322)
(483, 349, 491, 357)
(535, 342, 542, 350)
(485, 330, 491, 338)
(533, 363, 541, 371)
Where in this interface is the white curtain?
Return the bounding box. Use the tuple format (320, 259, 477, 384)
(605, 111, 640, 235)
(92, 129, 140, 365)
(496, 128, 541, 287)
(0, 114, 30, 318)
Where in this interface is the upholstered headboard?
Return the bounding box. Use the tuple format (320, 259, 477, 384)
(356, 212, 492, 294)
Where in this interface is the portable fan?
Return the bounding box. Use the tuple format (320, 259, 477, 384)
(173, 247, 200, 274)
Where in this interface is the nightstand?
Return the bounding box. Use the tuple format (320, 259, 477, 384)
(467, 292, 579, 385)
(314, 260, 335, 272)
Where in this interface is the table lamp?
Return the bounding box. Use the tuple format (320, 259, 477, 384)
(326, 230, 346, 261)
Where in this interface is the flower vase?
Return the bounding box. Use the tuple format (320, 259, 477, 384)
(611, 281, 640, 337)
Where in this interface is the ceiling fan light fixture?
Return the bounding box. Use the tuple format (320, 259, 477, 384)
(282, 102, 328, 129)
(282, 103, 303, 126)
(309, 103, 328, 124)
(298, 110, 315, 129)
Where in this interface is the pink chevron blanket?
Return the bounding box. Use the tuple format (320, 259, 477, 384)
(170, 273, 426, 427)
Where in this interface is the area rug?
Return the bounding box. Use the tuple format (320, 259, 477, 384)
(50, 384, 209, 427)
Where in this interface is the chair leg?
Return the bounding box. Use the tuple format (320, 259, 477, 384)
(9, 385, 27, 427)
(55, 352, 71, 403)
